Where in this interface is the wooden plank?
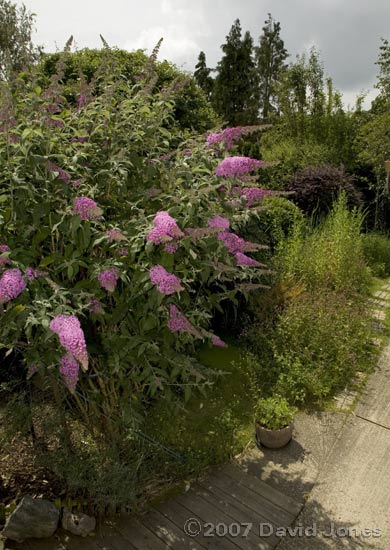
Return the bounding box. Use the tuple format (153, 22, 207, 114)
(199, 480, 279, 531)
(176, 490, 256, 550)
(209, 472, 294, 527)
(140, 508, 204, 550)
(192, 484, 276, 550)
(158, 499, 234, 549)
(115, 518, 169, 549)
(25, 532, 101, 550)
(223, 465, 302, 517)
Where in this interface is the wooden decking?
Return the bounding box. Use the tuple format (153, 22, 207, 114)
(20, 464, 302, 550)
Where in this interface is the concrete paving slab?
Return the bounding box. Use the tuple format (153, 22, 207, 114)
(355, 345, 390, 428)
(237, 412, 346, 504)
(277, 416, 390, 549)
(371, 310, 386, 321)
(373, 291, 390, 300)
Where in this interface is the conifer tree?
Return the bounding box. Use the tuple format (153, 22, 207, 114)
(255, 13, 288, 120)
(194, 51, 214, 100)
(213, 19, 259, 125)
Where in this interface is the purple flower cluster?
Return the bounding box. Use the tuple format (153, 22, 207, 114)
(89, 298, 104, 314)
(0, 244, 10, 267)
(147, 211, 184, 245)
(207, 127, 245, 151)
(241, 188, 272, 207)
(98, 269, 119, 292)
(217, 231, 262, 254)
(208, 216, 230, 230)
(48, 161, 71, 184)
(217, 232, 262, 267)
(167, 305, 201, 337)
(235, 252, 260, 267)
(60, 353, 79, 393)
(215, 156, 264, 177)
(49, 314, 88, 371)
(106, 229, 126, 242)
(25, 267, 45, 281)
(150, 265, 183, 295)
(212, 337, 227, 347)
(73, 197, 102, 221)
(0, 269, 26, 303)
(164, 242, 179, 254)
(72, 136, 88, 143)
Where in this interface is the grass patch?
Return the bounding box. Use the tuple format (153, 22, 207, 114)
(147, 342, 258, 474)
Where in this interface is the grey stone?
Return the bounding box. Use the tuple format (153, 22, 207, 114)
(62, 508, 96, 537)
(2, 496, 59, 542)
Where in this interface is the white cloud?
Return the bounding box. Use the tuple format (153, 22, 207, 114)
(124, 27, 200, 70)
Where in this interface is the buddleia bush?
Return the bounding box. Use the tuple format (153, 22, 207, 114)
(0, 49, 271, 445)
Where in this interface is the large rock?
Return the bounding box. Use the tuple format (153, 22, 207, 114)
(62, 508, 96, 537)
(2, 496, 59, 542)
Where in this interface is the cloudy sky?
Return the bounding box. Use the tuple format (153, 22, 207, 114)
(15, 0, 390, 108)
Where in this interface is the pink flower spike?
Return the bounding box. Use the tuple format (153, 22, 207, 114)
(0, 268, 26, 303)
(73, 197, 102, 221)
(50, 314, 88, 371)
(60, 353, 79, 393)
(235, 252, 260, 267)
(89, 298, 104, 314)
(212, 337, 228, 347)
(98, 269, 119, 292)
(215, 156, 264, 177)
(208, 216, 230, 230)
(167, 305, 202, 337)
(147, 211, 183, 244)
(25, 267, 45, 281)
(150, 265, 183, 295)
(164, 242, 179, 254)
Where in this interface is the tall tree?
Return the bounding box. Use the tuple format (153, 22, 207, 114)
(371, 38, 390, 113)
(213, 19, 259, 126)
(255, 13, 288, 120)
(194, 51, 214, 100)
(0, 0, 40, 81)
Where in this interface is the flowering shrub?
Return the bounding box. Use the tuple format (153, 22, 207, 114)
(0, 48, 270, 443)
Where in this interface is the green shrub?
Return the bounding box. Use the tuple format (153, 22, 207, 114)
(241, 196, 304, 253)
(38, 48, 219, 132)
(245, 195, 373, 406)
(272, 291, 371, 405)
(277, 194, 370, 294)
(362, 233, 390, 276)
(255, 396, 297, 430)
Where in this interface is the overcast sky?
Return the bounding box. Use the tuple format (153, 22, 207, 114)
(15, 0, 390, 109)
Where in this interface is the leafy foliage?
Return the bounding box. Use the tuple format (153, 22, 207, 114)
(362, 233, 390, 277)
(38, 47, 218, 132)
(0, 0, 41, 81)
(0, 50, 268, 448)
(255, 395, 296, 430)
(245, 196, 372, 406)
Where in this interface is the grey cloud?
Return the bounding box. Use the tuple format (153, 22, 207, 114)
(16, 0, 390, 105)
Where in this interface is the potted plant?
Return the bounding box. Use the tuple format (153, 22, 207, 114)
(255, 395, 297, 449)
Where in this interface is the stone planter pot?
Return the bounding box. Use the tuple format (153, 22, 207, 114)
(255, 423, 293, 449)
